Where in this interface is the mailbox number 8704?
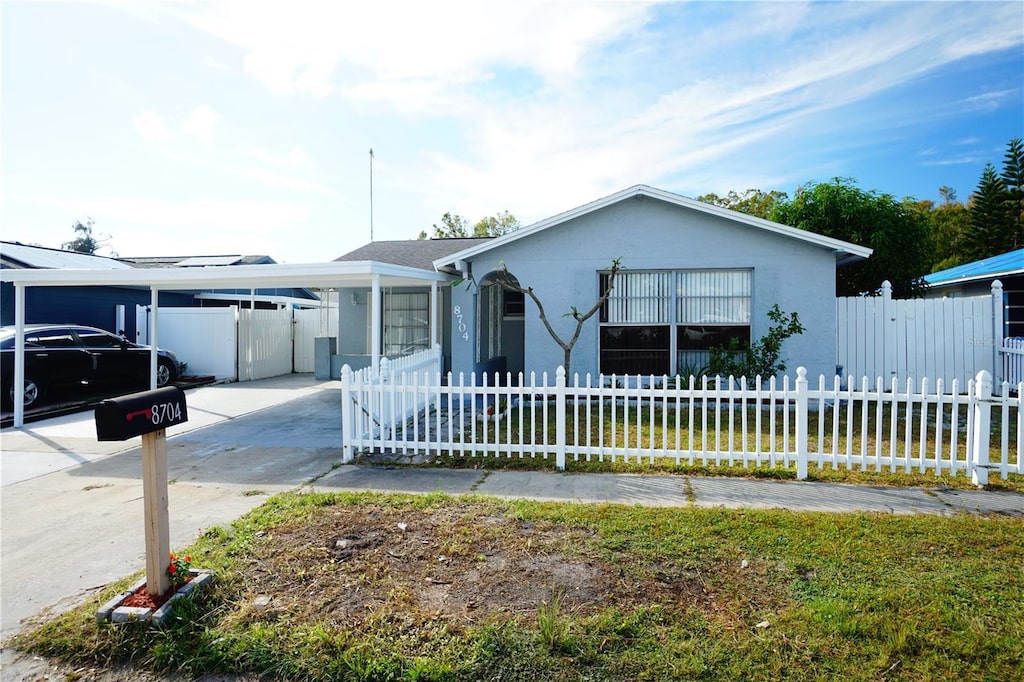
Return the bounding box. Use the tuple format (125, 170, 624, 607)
(151, 402, 183, 425)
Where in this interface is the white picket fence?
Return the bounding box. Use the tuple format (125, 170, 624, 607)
(837, 280, 1002, 389)
(340, 361, 1023, 484)
(1003, 338, 1024, 387)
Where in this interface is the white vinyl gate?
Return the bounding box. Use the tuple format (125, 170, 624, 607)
(837, 280, 1002, 389)
(294, 306, 340, 373)
(238, 308, 294, 381)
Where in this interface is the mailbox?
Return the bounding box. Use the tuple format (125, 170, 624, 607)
(95, 386, 189, 441)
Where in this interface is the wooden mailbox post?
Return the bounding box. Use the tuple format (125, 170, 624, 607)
(96, 386, 188, 597)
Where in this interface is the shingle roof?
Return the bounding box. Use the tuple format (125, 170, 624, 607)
(924, 249, 1024, 287)
(335, 238, 493, 271)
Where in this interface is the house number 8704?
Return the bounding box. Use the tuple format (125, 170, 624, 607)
(453, 305, 469, 341)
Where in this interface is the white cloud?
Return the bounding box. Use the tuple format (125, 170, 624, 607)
(170, 0, 653, 106)
(131, 110, 169, 142)
(182, 105, 221, 144)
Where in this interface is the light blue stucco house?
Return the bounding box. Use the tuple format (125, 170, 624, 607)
(335, 185, 872, 381)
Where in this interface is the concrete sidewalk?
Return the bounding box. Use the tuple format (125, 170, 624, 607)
(2, 373, 1023, 647)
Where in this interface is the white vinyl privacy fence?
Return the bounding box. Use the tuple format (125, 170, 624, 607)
(837, 280, 1003, 388)
(140, 305, 307, 381)
(238, 308, 294, 381)
(294, 306, 340, 373)
(341, 355, 1023, 485)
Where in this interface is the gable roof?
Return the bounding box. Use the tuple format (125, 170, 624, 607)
(924, 249, 1024, 288)
(336, 238, 492, 271)
(432, 184, 873, 272)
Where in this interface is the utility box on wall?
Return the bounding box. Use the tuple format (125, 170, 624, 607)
(314, 336, 337, 380)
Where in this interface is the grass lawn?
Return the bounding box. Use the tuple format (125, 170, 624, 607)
(13, 491, 1024, 681)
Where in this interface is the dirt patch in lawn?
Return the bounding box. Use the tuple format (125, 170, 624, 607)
(235, 502, 730, 628)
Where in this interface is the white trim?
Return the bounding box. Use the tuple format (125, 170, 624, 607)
(0, 260, 451, 289)
(433, 184, 873, 270)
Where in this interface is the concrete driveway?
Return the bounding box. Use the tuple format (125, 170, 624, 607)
(0, 374, 345, 641)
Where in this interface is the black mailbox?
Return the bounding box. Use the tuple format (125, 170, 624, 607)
(95, 386, 189, 441)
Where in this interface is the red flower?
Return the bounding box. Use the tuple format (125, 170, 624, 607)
(168, 564, 177, 574)
(169, 553, 177, 561)
(185, 556, 192, 563)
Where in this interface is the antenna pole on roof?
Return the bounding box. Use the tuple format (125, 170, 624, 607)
(374, 146, 378, 241)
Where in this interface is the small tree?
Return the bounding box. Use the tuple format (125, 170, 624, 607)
(62, 218, 116, 256)
(707, 304, 805, 380)
(491, 258, 622, 379)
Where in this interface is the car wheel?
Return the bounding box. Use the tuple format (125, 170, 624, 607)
(7, 378, 42, 409)
(156, 360, 175, 387)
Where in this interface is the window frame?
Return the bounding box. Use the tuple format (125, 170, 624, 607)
(599, 268, 753, 376)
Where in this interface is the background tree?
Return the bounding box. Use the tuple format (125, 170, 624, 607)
(769, 178, 932, 297)
(696, 189, 788, 219)
(1001, 138, 1024, 233)
(491, 258, 621, 379)
(430, 211, 521, 239)
(62, 218, 116, 256)
(922, 187, 971, 272)
(473, 210, 521, 237)
(966, 163, 1012, 261)
(963, 138, 1024, 261)
(431, 212, 471, 238)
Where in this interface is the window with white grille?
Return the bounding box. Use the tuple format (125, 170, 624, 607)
(600, 269, 751, 376)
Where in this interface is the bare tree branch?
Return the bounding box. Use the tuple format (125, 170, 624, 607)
(493, 258, 621, 377)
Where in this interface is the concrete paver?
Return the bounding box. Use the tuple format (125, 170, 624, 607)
(2, 372, 1023, 655)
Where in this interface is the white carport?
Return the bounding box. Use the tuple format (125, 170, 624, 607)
(1, 261, 450, 427)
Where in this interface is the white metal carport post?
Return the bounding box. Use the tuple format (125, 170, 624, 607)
(13, 283, 26, 427)
(430, 281, 439, 348)
(149, 287, 160, 389)
(371, 274, 381, 376)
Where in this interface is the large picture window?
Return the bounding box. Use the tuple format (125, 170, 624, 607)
(382, 291, 430, 356)
(599, 269, 751, 376)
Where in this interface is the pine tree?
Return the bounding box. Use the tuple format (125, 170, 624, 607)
(967, 163, 1011, 260)
(1000, 137, 1024, 248)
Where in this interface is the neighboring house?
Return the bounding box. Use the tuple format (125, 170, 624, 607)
(1, 242, 195, 337)
(119, 254, 321, 309)
(923, 248, 1024, 338)
(1, 242, 321, 341)
(337, 185, 872, 381)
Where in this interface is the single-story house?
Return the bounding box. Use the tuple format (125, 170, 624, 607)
(924, 248, 1024, 338)
(1, 242, 321, 341)
(336, 184, 872, 381)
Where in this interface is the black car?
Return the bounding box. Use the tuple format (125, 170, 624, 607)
(1, 324, 181, 409)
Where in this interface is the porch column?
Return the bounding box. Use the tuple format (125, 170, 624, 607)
(371, 274, 381, 375)
(150, 287, 160, 389)
(992, 279, 1004, 385)
(430, 281, 439, 348)
(13, 283, 26, 427)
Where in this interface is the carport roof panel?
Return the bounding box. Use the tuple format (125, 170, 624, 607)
(0, 260, 450, 289)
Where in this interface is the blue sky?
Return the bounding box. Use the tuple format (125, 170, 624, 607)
(2, 1, 1022, 263)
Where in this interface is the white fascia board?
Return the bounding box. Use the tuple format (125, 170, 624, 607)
(0, 260, 452, 289)
(433, 184, 873, 269)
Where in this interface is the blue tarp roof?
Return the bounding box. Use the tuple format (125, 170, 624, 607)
(924, 248, 1024, 287)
